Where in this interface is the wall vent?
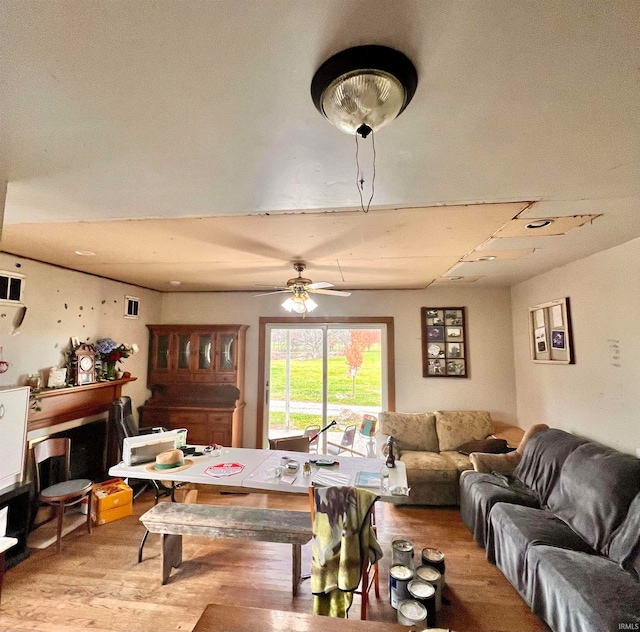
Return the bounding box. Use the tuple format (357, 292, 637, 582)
(0, 271, 25, 304)
(124, 295, 140, 319)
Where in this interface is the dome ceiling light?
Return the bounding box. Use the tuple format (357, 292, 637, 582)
(311, 45, 418, 213)
(311, 45, 418, 138)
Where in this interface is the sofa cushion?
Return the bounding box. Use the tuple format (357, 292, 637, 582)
(439, 450, 474, 474)
(608, 491, 640, 579)
(378, 412, 439, 452)
(435, 410, 493, 451)
(487, 503, 596, 599)
(513, 428, 586, 506)
(399, 451, 458, 484)
(547, 442, 640, 553)
(456, 438, 511, 455)
(459, 472, 539, 547)
(527, 545, 640, 632)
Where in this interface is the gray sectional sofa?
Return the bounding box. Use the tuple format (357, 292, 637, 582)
(460, 428, 640, 632)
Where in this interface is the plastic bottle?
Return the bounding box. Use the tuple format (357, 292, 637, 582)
(380, 463, 390, 493)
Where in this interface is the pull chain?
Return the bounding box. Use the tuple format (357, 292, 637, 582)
(355, 130, 376, 213)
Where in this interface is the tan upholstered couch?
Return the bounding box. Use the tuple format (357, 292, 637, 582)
(376, 410, 516, 505)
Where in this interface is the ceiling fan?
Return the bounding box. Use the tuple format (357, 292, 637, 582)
(254, 263, 351, 314)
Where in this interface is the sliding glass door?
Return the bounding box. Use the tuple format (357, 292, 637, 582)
(265, 323, 386, 455)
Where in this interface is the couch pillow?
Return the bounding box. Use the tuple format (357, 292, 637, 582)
(514, 428, 586, 506)
(378, 412, 439, 452)
(435, 410, 493, 452)
(548, 442, 640, 553)
(457, 438, 511, 455)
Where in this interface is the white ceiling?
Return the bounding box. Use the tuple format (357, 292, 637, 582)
(1, 0, 639, 292)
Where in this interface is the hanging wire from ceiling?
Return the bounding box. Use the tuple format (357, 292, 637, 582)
(355, 131, 376, 213)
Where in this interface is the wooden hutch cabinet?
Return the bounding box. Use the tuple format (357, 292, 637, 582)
(141, 324, 248, 447)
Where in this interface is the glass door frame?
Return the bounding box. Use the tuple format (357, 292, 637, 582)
(256, 316, 396, 449)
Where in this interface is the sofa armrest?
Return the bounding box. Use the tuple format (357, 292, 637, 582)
(469, 450, 522, 474)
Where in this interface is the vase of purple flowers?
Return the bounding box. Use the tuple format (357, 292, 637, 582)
(95, 338, 139, 380)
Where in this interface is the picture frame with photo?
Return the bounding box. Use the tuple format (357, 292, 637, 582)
(421, 307, 468, 377)
(528, 297, 573, 364)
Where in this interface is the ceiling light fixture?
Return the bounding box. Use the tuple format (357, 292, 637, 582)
(526, 219, 554, 229)
(476, 255, 497, 261)
(169, 280, 182, 286)
(281, 288, 318, 315)
(311, 45, 417, 214)
(311, 45, 418, 138)
(74, 250, 96, 256)
(449, 276, 464, 281)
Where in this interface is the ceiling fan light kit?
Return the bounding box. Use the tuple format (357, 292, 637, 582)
(254, 263, 350, 314)
(282, 294, 318, 314)
(311, 45, 418, 137)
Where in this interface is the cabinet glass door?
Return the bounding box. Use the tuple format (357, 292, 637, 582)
(177, 335, 191, 369)
(197, 335, 213, 370)
(217, 334, 235, 372)
(156, 335, 170, 369)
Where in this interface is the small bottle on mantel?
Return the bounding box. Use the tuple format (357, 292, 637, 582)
(385, 436, 396, 469)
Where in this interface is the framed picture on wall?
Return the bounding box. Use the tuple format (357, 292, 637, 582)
(421, 307, 468, 377)
(528, 297, 574, 364)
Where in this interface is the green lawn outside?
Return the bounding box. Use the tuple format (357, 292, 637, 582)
(269, 350, 382, 407)
(268, 411, 323, 430)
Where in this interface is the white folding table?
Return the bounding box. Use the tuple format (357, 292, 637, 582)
(108, 446, 408, 501)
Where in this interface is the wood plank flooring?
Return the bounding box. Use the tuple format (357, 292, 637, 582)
(0, 490, 550, 632)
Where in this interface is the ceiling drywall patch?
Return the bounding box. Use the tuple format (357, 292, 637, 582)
(459, 249, 535, 262)
(430, 275, 482, 284)
(493, 215, 601, 239)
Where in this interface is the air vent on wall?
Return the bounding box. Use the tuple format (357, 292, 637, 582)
(0, 271, 25, 304)
(124, 296, 140, 319)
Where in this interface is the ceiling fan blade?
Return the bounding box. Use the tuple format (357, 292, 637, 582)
(311, 288, 352, 297)
(253, 290, 291, 297)
(253, 283, 289, 290)
(307, 281, 334, 290)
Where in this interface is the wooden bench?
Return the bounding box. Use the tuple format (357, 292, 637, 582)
(139, 503, 313, 595)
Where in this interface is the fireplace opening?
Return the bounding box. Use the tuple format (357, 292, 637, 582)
(37, 419, 109, 488)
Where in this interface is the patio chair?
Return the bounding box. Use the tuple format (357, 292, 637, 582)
(326, 424, 357, 456)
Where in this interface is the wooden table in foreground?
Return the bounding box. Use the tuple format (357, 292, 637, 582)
(192, 603, 433, 632)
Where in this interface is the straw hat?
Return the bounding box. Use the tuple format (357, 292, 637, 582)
(146, 449, 194, 473)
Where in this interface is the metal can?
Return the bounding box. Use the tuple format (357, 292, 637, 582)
(421, 547, 446, 582)
(408, 579, 437, 628)
(392, 539, 414, 569)
(389, 564, 413, 609)
(396, 599, 427, 626)
(415, 564, 443, 612)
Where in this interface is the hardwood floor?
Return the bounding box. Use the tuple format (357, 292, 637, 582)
(1, 490, 549, 632)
